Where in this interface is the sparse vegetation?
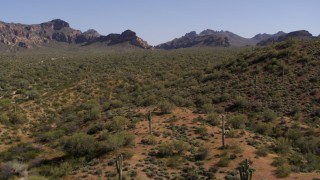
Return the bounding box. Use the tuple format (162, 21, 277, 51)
(0, 39, 319, 179)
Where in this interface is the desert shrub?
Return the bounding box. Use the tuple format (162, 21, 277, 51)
(173, 141, 190, 155)
(26, 175, 49, 180)
(271, 156, 287, 167)
(166, 156, 185, 168)
(159, 100, 175, 114)
(228, 114, 248, 129)
(0, 113, 10, 125)
(26, 90, 40, 100)
(110, 100, 123, 109)
(275, 137, 291, 154)
(195, 125, 208, 136)
(157, 141, 189, 157)
(263, 109, 277, 122)
(194, 146, 209, 161)
(106, 116, 129, 132)
(9, 112, 26, 125)
(256, 146, 269, 157)
(253, 122, 272, 136)
(85, 107, 101, 121)
(276, 165, 291, 178)
(99, 132, 135, 152)
(62, 133, 97, 157)
(202, 103, 214, 113)
(0, 161, 27, 179)
(49, 162, 72, 178)
(141, 136, 157, 145)
(38, 129, 65, 143)
(87, 123, 103, 135)
(217, 156, 230, 167)
(0, 98, 11, 110)
(232, 96, 251, 111)
(181, 166, 200, 179)
(102, 101, 110, 111)
(1, 143, 41, 162)
(207, 112, 220, 126)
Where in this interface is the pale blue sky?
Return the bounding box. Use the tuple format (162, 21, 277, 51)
(1, 0, 319, 45)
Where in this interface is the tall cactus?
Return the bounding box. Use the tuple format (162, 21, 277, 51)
(147, 111, 152, 135)
(239, 159, 253, 180)
(116, 154, 123, 180)
(221, 115, 225, 149)
(254, 74, 257, 94)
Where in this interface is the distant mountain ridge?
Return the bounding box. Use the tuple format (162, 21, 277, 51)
(257, 30, 314, 45)
(156, 29, 317, 49)
(0, 19, 151, 49)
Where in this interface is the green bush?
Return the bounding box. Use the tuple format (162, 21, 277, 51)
(275, 137, 291, 154)
(256, 146, 269, 157)
(0, 113, 10, 125)
(202, 103, 214, 113)
(217, 156, 230, 167)
(263, 109, 277, 122)
(62, 133, 97, 157)
(194, 146, 209, 161)
(99, 131, 135, 152)
(271, 157, 287, 167)
(207, 112, 220, 126)
(9, 112, 26, 125)
(166, 156, 185, 168)
(253, 122, 272, 136)
(276, 165, 291, 178)
(157, 141, 189, 157)
(233, 96, 250, 111)
(159, 100, 175, 114)
(228, 114, 248, 129)
(49, 162, 72, 178)
(106, 116, 129, 132)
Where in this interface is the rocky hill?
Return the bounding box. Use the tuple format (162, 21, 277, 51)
(257, 30, 314, 45)
(156, 29, 317, 49)
(0, 19, 151, 49)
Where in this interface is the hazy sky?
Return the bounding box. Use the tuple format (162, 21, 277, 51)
(1, 0, 319, 45)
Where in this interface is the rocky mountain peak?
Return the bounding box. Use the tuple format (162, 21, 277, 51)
(185, 31, 197, 39)
(50, 19, 70, 30)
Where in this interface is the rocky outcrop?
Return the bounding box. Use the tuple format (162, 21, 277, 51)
(0, 19, 151, 49)
(251, 31, 285, 42)
(108, 30, 151, 49)
(85, 30, 152, 49)
(75, 29, 101, 43)
(156, 31, 231, 49)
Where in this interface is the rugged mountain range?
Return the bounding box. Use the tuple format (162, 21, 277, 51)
(156, 29, 316, 49)
(0, 19, 151, 49)
(0, 19, 318, 51)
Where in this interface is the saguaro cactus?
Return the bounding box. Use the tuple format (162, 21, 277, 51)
(221, 115, 226, 149)
(239, 159, 253, 180)
(116, 154, 123, 180)
(147, 111, 152, 135)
